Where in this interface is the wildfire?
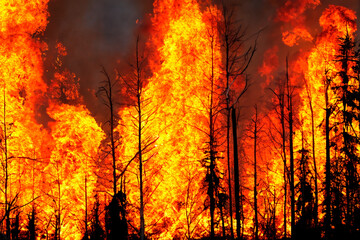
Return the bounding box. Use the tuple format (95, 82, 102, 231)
(0, 0, 360, 239)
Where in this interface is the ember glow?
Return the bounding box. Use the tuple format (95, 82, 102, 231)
(1, 0, 360, 239)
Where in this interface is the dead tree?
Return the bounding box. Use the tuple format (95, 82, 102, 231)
(200, 11, 226, 238)
(119, 35, 158, 240)
(98, 67, 120, 197)
(219, 2, 256, 237)
(98, 68, 128, 239)
(2, 82, 10, 240)
(251, 105, 261, 240)
(268, 78, 288, 238)
(231, 106, 241, 239)
(303, 77, 319, 228)
(324, 69, 332, 240)
(286, 57, 295, 239)
(136, 35, 146, 240)
(208, 24, 217, 240)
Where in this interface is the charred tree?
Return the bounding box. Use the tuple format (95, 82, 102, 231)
(269, 77, 288, 239)
(0, 81, 12, 239)
(54, 164, 61, 240)
(251, 105, 260, 240)
(89, 195, 105, 240)
(208, 29, 217, 240)
(219, 2, 256, 238)
(303, 78, 319, 229)
(98, 68, 129, 239)
(3, 87, 9, 240)
(83, 159, 89, 240)
(200, 13, 226, 238)
(231, 107, 241, 239)
(135, 35, 145, 240)
(98, 67, 120, 197)
(286, 57, 296, 239)
(119, 35, 158, 240)
(324, 69, 333, 240)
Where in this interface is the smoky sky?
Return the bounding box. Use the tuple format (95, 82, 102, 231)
(43, 0, 360, 122)
(236, 0, 360, 115)
(44, 0, 153, 120)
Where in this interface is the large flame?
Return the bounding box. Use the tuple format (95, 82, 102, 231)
(0, 1, 105, 239)
(119, 0, 226, 238)
(1, 0, 360, 239)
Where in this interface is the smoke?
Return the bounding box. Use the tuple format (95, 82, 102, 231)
(43, 0, 153, 121)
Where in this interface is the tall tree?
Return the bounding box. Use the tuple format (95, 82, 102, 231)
(286, 57, 296, 239)
(251, 105, 261, 240)
(136, 35, 146, 240)
(303, 77, 319, 229)
(231, 106, 241, 239)
(324, 68, 333, 240)
(1, 82, 11, 240)
(333, 32, 360, 236)
(219, 2, 256, 238)
(121, 35, 157, 240)
(98, 67, 120, 197)
(98, 68, 128, 239)
(269, 78, 288, 239)
(200, 9, 225, 238)
(207, 20, 217, 239)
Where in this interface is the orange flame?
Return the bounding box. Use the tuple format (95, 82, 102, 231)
(119, 0, 226, 238)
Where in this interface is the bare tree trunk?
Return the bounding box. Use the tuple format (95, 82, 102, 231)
(100, 67, 118, 197)
(305, 81, 319, 228)
(325, 75, 331, 240)
(136, 35, 145, 240)
(226, 97, 233, 240)
(58, 168, 61, 240)
(273, 187, 277, 240)
(226, 103, 234, 239)
(220, 3, 255, 237)
(54, 166, 61, 240)
(231, 107, 241, 239)
(280, 88, 288, 239)
(253, 105, 259, 240)
(209, 32, 216, 240)
(109, 82, 117, 197)
(223, 5, 234, 236)
(3, 84, 10, 240)
(84, 169, 89, 239)
(286, 58, 295, 239)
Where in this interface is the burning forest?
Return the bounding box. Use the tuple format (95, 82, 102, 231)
(1, 0, 360, 239)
